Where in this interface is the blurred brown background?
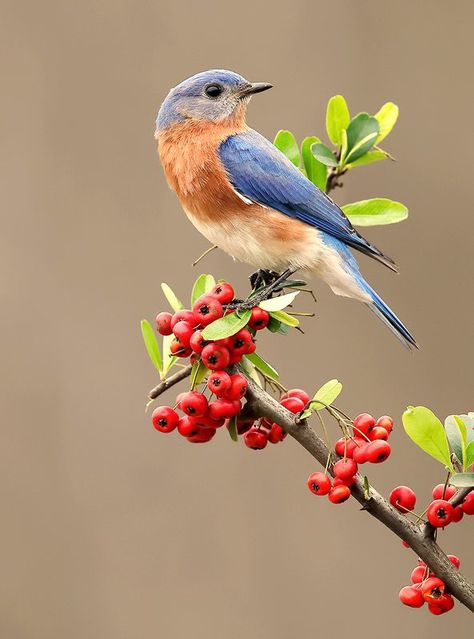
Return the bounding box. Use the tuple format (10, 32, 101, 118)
(1, 1, 473, 637)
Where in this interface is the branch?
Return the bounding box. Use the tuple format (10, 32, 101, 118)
(243, 376, 474, 612)
(148, 364, 192, 399)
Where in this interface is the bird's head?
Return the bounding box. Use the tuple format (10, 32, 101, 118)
(155, 69, 272, 132)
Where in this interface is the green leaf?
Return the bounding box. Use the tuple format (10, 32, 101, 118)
(259, 291, 299, 312)
(267, 315, 282, 333)
(311, 142, 338, 167)
(341, 198, 408, 226)
(402, 406, 454, 471)
(140, 319, 162, 375)
(273, 130, 300, 166)
(201, 310, 251, 340)
(450, 472, 474, 488)
(162, 333, 177, 376)
(465, 441, 474, 469)
(339, 129, 348, 165)
(458, 414, 474, 443)
(445, 415, 465, 467)
(191, 273, 216, 305)
(239, 355, 262, 387)
(269, 310, 299, 327)
(346, 149, 388, 169)
(344, 113, 380, 164)
(190, 359, 208, 390)
(300, 379, 342, 419)
(161, 283, 183, 312)
(228, 416, 239, 442)
(374, 102, 399, 143)
(326, 95, 350, 146)
(301, 136, 327, 191)
(244, 352, 279, 380)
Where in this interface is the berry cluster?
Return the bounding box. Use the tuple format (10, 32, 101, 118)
(307, 413, 393, 505)
(398, 556, 460, 614)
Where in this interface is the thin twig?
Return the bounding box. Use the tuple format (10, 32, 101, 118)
(148, 364, 193, 400)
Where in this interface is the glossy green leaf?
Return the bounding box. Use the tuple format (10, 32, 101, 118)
(245, 352, 279, 380)
(273, 130, 300, 166)
(228, 416, 238, 442)
(344, 113, 380, 163)
(450, 472, 474, 488)
(301, 136, 327, 191)
(311, 142, 338, 167)
(374, 102, 399, 143)
(339, 129, 348, 166)
(269, 310, 299, 327)
(191, 274, 216, 305)
(201, 310, 251, 340)
(267, 316, 282, 333)
(141, 319, 162, 375)
(326, 95, 350, 146)
(445, 415, 468, 469)
(465, 441, 474, 468)
(161, 283, 183, 312)
(300, 379, 342, 419)
(259, 291, 299, 312)
(239, 355, 262, 387)
(346, 150, 388, 169)
(402, 406, 453, 470)
(341, 198, 408, 226)
(162, 333, 177, 376)
(190, 359, 208, 390)
(459, 414, 474, 443)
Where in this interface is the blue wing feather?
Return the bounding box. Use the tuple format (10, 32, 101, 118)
(219, 130, 396, 269)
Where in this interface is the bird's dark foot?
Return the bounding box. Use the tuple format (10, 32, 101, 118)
(249, 269, 281, 291)
(232, 267, 299, 313)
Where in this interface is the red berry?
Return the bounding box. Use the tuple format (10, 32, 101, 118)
(246, 340, 257, 354)
(268, 423, 286, 443)
(180, 391, 208, 418)
(172, 320, 194, 347)
(328, 485, 351, 504)
(210, 282, 235, 304)
(389, 486, 417, 513)
(462, 491, 474, 515)
(177, 416, 199, 437)
(365, 440, 391, 463)
(227, 328, 253, 356)
(333, 458, 358, 480)
(208, 398, 241, 420)
(201, 343, 231, 370)
(170, 310, 197, 329)
(428, 593, 454, 614)
(334, 438, 347, 457)
(189, 330, 207, 353)
(189, 414, 225, 429)
(399, 585, 425, 608)
(169, 339, 192, 358)
(187, 427, 216, 443)
(281, 388, 311, 406)
(248, 306, 270, 330)
(368, 426, 388, 441)
(376, 415, 393, 434)
(333, 475, 357, 487)
(352, 441, 369, 464)
(427, 499, 454, 527)
(280, 396, 305, 414)
(448, 554, 460, 569)
(402, 540, 410, 549)
(353, 413, 375, 437)
(421, 577, 445, 603)
(193, 295, 224, 326)
(432, 483, 456, 500)
(225, 374, 248, 400)
(152, 406, 179, 433)
(155, 311, 173, 335)
(411, 565, 427, 584)
(307, 472, 332, 496)
(235, 419, 254, 435)
(244, 428, 268, 450)
(207, 370, 232, 396)
(452, 505, 464, 522)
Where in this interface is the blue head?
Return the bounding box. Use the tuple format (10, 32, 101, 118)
(156, 69, 272, 132)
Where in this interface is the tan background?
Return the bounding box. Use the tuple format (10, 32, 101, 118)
(1, 1, 473, 637)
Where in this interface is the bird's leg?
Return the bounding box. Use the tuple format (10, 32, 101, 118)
(249, 269, 281, 291)
(233, 267, 298, 312)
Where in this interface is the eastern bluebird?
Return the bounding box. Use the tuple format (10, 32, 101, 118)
(155, 70, 417, 348)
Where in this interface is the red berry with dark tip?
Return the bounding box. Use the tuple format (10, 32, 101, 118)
(368, 426, 389, 441)
(172, 320, 194, 347)
(210, 282, 235, 304)
(189, 330, 207, 353)
(187, 427, 216, 443)
(427, 499, 454, 527)
(201, 343, 231, 370)
(152, 406, 179, 433)
(428, 593, 454, 614)
(207, 370, 232, 396)
(365, 440, 391, 463)
(170, 310, 197, 329)
(225, 374, 248, 400)
(268, 423, 286, 443)
(228, 328, 253, 356)
(193, 295, 223, 326)
(177, 416, 199, 437)
(208, 398, 241, 420)
(244, 428, 268, 450)
(248, 306, 270, 330)
(421, 577, 445, 603)
(432, 483, 456, 500)
(333, 458, 358, 480)
(399, 586, 425, 608)
(155, 312, 173, 335)
(389, 486, 417, 513)
(169, 339, 192, 358)
(280, 396, 305, 413)
(180, 391, 208, 418)
(307, 472, 331, 496)
(376, 415, 393, 434)
(353, 413, 375, 437)
(328, 485, 351, 504)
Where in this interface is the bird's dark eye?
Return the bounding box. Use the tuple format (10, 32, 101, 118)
(205, 84, 223, 98)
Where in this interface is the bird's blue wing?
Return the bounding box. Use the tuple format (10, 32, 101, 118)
(219, 129, 395, 268)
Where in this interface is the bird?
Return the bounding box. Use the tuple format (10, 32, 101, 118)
(155, 69, 417, 349)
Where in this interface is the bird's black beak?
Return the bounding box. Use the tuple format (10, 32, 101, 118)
(239, 82, 273, 98)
